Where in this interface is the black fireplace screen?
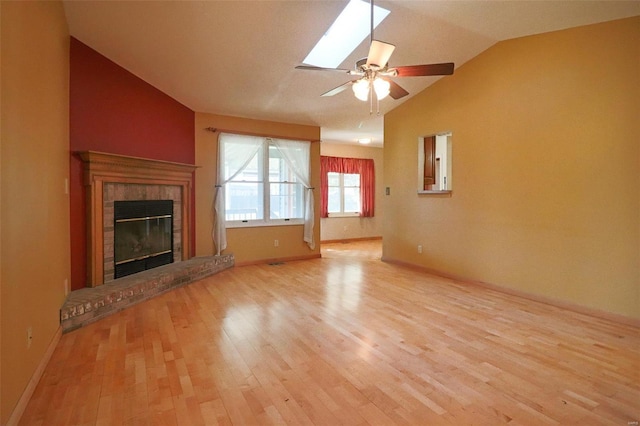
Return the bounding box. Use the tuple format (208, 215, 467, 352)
(114, 200, 173, 279)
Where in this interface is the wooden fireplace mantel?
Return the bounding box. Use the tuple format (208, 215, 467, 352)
(78, 151, 198, 287)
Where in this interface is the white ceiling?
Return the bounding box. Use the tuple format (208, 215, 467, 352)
(63, 1, 639, 147)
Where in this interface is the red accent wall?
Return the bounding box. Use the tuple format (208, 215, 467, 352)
(70, 37, 195, 290)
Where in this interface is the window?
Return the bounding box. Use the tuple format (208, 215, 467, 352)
(418, 132, 452, 193)
(320, 156, 375, 218)
(220, 135, 307, 227)
(269, 145, 304, 221)
(215, 133, 314, 254)
(225, 145, 264, 221)
(328, 172, 361, 216)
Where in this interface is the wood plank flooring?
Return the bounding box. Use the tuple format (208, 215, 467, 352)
(20, 241, 640, 425)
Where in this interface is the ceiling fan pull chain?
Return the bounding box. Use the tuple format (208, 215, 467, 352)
(369, 83, 374, 114)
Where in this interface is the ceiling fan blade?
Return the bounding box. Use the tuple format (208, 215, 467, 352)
(391, 63, 455, 77)
(388, 80, 409, 100)
(295, 65, 352, 73)
(366, 40, 395, 68)
(321, 81, 357, 97)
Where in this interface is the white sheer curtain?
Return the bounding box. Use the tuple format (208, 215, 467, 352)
(214, 133, 263, 255)
(273, 138, 315, 250)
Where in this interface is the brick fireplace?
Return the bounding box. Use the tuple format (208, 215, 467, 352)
(107, 189, 177, 281)
(78, 151, 197, 287)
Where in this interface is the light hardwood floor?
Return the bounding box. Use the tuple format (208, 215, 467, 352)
(20, 241, 639, 425)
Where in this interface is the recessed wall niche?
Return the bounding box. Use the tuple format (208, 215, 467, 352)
(418, 132, 452, 194)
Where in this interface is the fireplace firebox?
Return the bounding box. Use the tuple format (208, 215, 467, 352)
(114, 200, 173, 279)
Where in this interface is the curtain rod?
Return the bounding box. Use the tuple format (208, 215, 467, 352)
(204, 127, 321, 143)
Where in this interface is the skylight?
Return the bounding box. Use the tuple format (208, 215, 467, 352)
(303, 0, 391, 69)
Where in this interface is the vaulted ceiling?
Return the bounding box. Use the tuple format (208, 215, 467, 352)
(63, 1, 639, 146)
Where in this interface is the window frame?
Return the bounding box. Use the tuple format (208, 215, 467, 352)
(225, 140, 305, 228)
(327, 171, 361, 218)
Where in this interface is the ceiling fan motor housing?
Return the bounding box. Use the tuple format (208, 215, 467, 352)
(356, 57, 384, 71)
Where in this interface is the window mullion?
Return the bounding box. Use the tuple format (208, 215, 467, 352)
(340, 173, 345, 214)
(263, 142, 270, 222)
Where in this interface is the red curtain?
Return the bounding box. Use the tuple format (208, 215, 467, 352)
(320, 156, 375, 218)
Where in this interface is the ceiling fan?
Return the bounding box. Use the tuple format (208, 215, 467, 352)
(296, 0, 454, 108)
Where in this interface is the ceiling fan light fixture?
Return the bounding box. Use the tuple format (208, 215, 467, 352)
(373, 77, 390, 100)
(352, 79, 370, 101)
(296, 0, 454, 112)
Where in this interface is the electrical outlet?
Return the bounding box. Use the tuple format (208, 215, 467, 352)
(274, 239, 279, 247)
(27, 327, 33, 348)
(418, 245, 423, 254)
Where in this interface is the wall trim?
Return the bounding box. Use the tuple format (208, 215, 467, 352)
(235, 253, 321, 267)
(6, 326, 62, 426)
(382, 256, 640, 329)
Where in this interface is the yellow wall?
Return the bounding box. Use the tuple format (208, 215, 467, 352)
(383, 17, 639, 320)
(195, 113, 321, 265)
(320, 142, 384, 242)
(0, 1, 70, 422)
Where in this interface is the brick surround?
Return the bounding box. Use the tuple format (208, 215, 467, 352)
(103, 183, 183, 284)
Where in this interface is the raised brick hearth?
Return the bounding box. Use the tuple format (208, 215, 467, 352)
(60, 254, 234, 333)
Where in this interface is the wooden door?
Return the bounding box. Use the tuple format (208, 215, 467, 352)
(423, 135, 436, 189)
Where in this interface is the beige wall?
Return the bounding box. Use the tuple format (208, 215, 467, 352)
(1, 1, 71, 422)
(195, 113, 321, 265)
(320, 142, 384, 242)
(383, 17, 639, 320)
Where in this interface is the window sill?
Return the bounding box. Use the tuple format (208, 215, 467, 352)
(326, 213, 360, 218)
(226, 219, 304, 229)
(417, 190, 452, 196)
